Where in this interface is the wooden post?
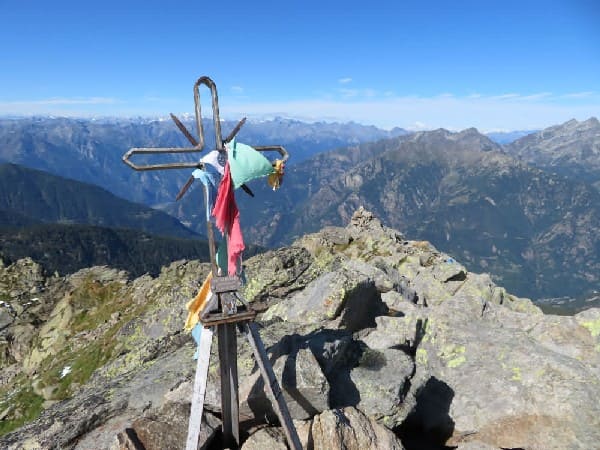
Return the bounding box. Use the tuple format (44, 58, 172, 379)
(186, 327, 214, 450)
(218, 322, 240, 448)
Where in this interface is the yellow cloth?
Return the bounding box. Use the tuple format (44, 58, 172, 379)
(267, 159, 285, 191)
(184, 272, 213, 331)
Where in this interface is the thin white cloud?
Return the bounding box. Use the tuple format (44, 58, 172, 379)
(412, 121, 429, 130)
(231, 86, 244, 93)
(338, 77, 352, 84)
(142, 95, 168, 102)
(1, 97, 118, 106)
(338, 88, 378, 99)
(561, 91, 595, 99)
(489, 93, 521, 100)
(338, 88, 359, 98)
(223, 92, 600, 131)
(519, 92, 553, 101)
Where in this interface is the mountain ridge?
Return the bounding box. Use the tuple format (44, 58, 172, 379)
(0, 116, 408, 206)
(0, 163, 198, 239)
(506, 117, 600, 188)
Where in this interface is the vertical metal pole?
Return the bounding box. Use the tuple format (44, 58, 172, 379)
(244, 322, 303, 450)
(218, 322, 239, 448)
(203, 185, 219, 276)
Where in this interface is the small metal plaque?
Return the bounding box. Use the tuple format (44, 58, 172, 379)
(211, 276, 242, 294)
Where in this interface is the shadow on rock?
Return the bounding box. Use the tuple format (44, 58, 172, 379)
(245, 327, 363, 422)
(396, 376, 456, 450)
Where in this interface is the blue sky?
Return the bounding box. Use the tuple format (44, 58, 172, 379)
(1, 0, 598, 130)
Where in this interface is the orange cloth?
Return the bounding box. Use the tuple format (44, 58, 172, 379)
(212, 162, 245, 276)
(184, 272, 213, 331)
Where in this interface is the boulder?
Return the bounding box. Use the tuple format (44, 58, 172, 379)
(348, 347, 414, 427)
(362, 314, 425, 351)
(455, 442, 501, 450)
(242, 246, 319, 305)
(240, 347, 329, 421)
(311, 407, 405, 450)
(263, 267, 384, 332)
(241, 427, 287, 450)
(130, 402, 219, 450)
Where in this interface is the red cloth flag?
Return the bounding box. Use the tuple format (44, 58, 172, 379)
(212, 162, 245, 276)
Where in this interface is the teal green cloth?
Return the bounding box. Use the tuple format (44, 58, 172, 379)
(228, 138, 273, 189)
(216, 237, 228, 274)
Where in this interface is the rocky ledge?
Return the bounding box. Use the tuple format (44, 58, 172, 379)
(0, 208, 598, 449)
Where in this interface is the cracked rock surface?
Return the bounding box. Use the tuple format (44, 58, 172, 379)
(1, 208, 599, 449)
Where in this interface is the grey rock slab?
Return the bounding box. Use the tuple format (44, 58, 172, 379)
(292, 418, 314, 450)
(432, 258, 467, 282)
(342, 258, 395, 293)
(349, 347, 414, 427)
(455, 441, 501, 450)
(405, 297, 600, 450)
(242, 246, 317, 304)
(75, 415, 137, 450)
(311, 406, 405, 450)
(263, 268, 383, 332)
(0, 308, 14, 331)
(362, 314, 425, 351)
(410, 269, 453, 306)
(239, 347, 329, 421)
(381, 290, 419, 311)
(131, 402, 220, 450)
(241, 426, 288, 450)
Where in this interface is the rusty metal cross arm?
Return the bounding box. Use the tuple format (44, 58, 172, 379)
(123, 76, 227, 171)
(122, 76, 289, 201)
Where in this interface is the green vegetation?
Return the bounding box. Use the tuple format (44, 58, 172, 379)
(33, 275, 149, 401)
(69, 277, 125, 332)
(0, 385, 44, 436)
(0, 273, 159, 437)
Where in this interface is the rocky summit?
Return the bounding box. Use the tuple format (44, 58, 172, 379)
(0, 209, 599, 450)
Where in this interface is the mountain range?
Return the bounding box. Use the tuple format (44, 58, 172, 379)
(0, 163, 221, 276)
(168, 119, 600, 302)
(1, 116, 599, 308)
(484, 129, 536, 144)
(0, 117, 407, 206)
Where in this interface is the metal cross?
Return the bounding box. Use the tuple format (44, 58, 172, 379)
(122, 76, 288, 199)
(121, 76, 301, 450)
